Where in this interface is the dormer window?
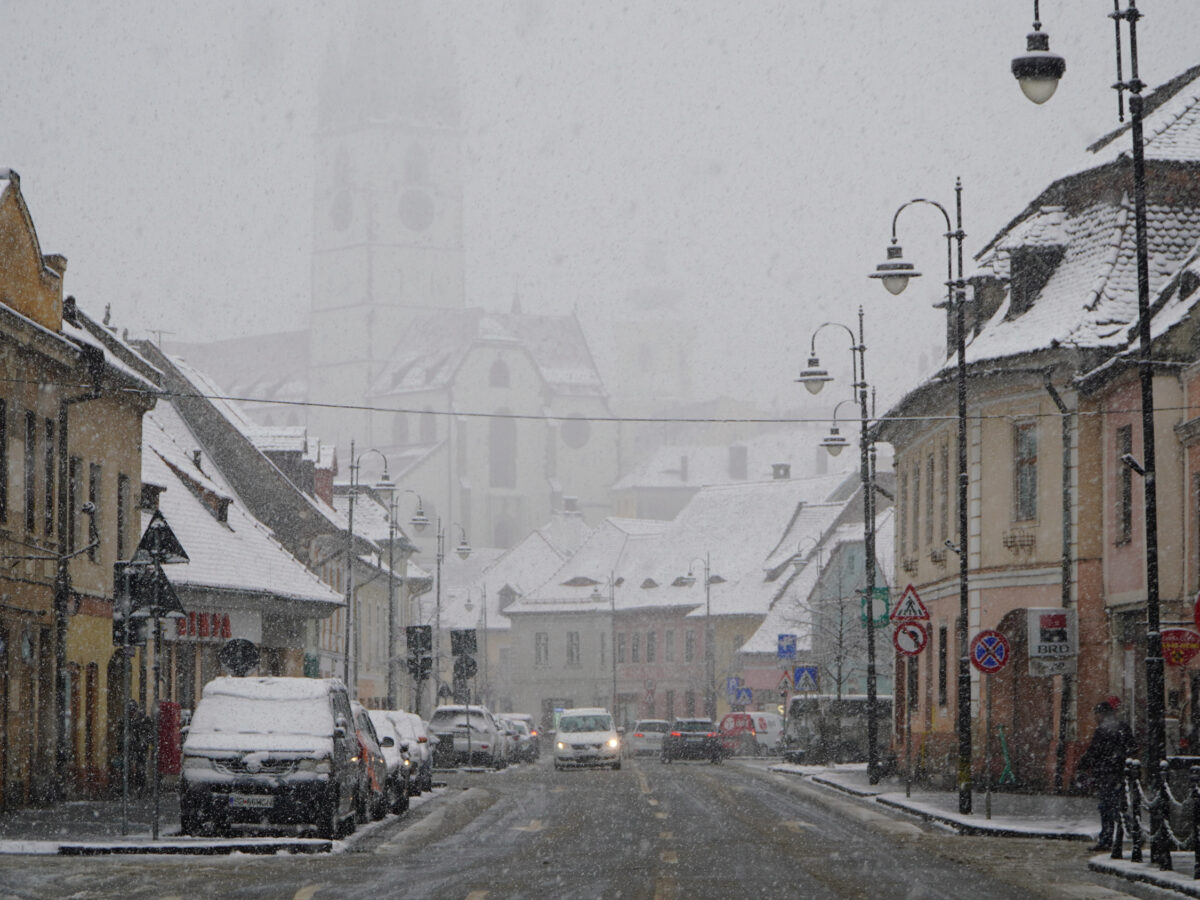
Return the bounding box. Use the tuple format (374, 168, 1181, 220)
(1007, 246, 1064, 319)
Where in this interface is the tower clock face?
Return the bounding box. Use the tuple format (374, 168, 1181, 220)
(398, 188, 435, 232)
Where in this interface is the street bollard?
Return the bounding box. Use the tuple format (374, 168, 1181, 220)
(1112, 760, 1128, 860)
(1156, 760, 1174, 871)
(1191, 765, 1200, 879)
(1130, 759, 1144, 864)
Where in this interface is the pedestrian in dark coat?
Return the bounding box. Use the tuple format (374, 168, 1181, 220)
(1077, 699, 1136, 851)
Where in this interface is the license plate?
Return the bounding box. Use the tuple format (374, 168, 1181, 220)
(228, 793, 274, 809)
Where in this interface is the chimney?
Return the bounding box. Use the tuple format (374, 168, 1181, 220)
(62, 295, 79, 326)
(43, 254, 67, 278)
(772, 463, 791, 480)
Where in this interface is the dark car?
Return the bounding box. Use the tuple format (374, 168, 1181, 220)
(351, 703, 389, 822)
(661, 717, 726, 764)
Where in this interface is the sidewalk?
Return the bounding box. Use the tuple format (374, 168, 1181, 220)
(0, 791, 330, 855)
(773, 762, 1200, 898)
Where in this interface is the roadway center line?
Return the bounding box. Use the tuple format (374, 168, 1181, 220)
(292, 886, 323, 900)
(465, 892, 489, 900)
(636, 768, 652, 795)
(659, 850, 678, 864)
(511, 819, 543, 832)
(659, 831, 673, 839)
(653, 877, 678, 900)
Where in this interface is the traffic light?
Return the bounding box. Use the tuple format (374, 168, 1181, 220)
(451, 629, 478, 703)
(112, 563, 147, 647)
(406, 626, 432, 683)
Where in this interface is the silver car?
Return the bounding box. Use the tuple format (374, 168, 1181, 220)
(628, 719, 670, 757)
(429, 704, 507, 769)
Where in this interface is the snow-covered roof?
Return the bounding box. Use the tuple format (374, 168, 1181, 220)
(142, 406, 343, 608)
(369, 308, 606, 399)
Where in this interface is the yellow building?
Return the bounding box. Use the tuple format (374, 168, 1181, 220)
(0, 170, 156, 805)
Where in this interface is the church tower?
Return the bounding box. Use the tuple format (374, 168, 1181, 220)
(308, 0, 465, 445)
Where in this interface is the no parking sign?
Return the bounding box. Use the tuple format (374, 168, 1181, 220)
(970, 630, 1010, 674)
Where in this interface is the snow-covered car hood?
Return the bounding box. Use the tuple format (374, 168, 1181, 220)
(558, 730, 618, 744)
(183, 731, 330, 757)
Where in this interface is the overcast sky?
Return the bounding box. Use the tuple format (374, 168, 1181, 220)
(4, 1, 1198, 410)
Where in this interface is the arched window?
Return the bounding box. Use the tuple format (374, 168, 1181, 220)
(489, 358, 510, 388)
(392, 412, 410, 446)
(489, 411, 516, 488)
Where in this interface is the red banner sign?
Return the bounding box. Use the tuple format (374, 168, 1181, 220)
(1162, 628, 1200, 667)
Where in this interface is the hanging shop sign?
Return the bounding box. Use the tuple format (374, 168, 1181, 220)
(1162, 628, 1200, 667)
(1027, 607, 1078, 677)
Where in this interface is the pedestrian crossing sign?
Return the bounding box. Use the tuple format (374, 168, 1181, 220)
(889, 584, 930, 622)
(793, 666, 819, 692)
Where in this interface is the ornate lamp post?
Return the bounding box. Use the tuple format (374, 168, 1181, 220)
(343, 442, 394, 695)
(1012, 0, 1167, 864)
(869, 179, 970, 813)
(680, 555, 716, 721)
(796, 307, 882, 783)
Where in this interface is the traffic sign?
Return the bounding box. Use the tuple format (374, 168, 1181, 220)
(777, 634, 798, 661)
(734, 687, 753, 705)
(889, 584, 930, 622)
(1162, 628, 1200, 667)
(777, 673, 791, 694)
(793, 666, 819, 692)
(970, 630, 1011, 674)
(893, 622, 928, 657)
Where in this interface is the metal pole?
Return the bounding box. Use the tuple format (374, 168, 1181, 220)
(1118, 1, 1167, 866)
(985, 673, 993, 819)
(343, 440, 356, 690)
(704, 554, 715, 721)
(858, 306, 880, 784)
(120, 568, 131, 836)
(434, 519, 443, 704)
(386, 498, 396, 709)
(953, 178, 972, 816)
(151, 603, 161, 840)
(610, 576, 617, 716)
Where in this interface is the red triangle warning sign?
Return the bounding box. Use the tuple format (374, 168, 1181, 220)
(889, 584, 930, 622)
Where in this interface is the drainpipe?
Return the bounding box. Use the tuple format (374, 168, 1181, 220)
(54, 326, 105, 797)
(1044, 372, 1073, 794)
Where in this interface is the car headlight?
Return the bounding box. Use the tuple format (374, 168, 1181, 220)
(296, 757, 332, 774)
(556, 741, 566, 750)
(606, 738, 620, 749)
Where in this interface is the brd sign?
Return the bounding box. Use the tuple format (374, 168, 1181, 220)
(1027, 607, 1077, 677)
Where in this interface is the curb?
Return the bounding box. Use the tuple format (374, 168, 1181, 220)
(1088, 856, 1200, 898)
(56, 839, 332, 856)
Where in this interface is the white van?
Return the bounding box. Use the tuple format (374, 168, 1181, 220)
(553, 707, 621, 770)
(179, 677, 360, 838)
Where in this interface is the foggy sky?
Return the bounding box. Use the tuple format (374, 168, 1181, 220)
(4, 1, 1198, 413)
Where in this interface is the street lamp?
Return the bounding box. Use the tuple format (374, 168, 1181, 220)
(680, 554, 717, 721)
(591, 575, 618, 718)
(796, 307, 882, 784)
(869, 179, 971, 813)
(1010, 0, 1066, 105)
(1011, 0, 1167, 864)
(343, 442, 393, 695)
(423, 514, 471, 704)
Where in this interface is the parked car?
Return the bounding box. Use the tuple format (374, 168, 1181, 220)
(366, 710, 413, 813)
(718, 711, 785, 756)
(504, 713, 541, 759)
(429, 704, 507, 769)
(628, 719, 670, 757)
(178, 676, 359, 839)
(662, 717, 726, 764)
(388, 710, 435, 793)
(500, 716, 535, 763)
(351, 703, 389, 822)
(553, 708, 621, 770)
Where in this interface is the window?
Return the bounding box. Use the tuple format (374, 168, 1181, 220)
(631, 633, 640, 663)
(117, 474, 130, 561)
(1117, 424, 1133, 543)
(68, 457, 81, 553)
(534, 632, 549, 667)
(617, 632, 626, 663)
(566, 631, 580, 667)
(1014, 422, 1038, 521)
(684, 631, 695, 663)
(940, 444, 949, 544)
(24, 411, 36, 533)
(489, 412, 516, 488)
(911, 464, 921, 550)
(685, 690, 695, 716)
(938, 625, 948, 707)
(925, 454, 935, 546)
(88, 463, 101, 561)
(664, 630, 675, 662)
(489, 358, 510, 388)
(645, 631, 656, 663)
(899, 471, 908, 556)
(43, 419, 54, 535)
(0, 399, 7, 521)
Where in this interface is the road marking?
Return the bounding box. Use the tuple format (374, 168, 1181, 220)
(465, 892, 489, 900)
(782, 820, 815, 832)
(293, 887, 323, 900)
(550, 786, 566, 793)
(636, 768, 652, 795)
(653, 877, 678, 900)
(512, 819, 543, 832)
(659, 831, 673, 839)
(655, 811, 667, 819)
(647, 798, 658, 806)
(659, 850, 678, 864)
